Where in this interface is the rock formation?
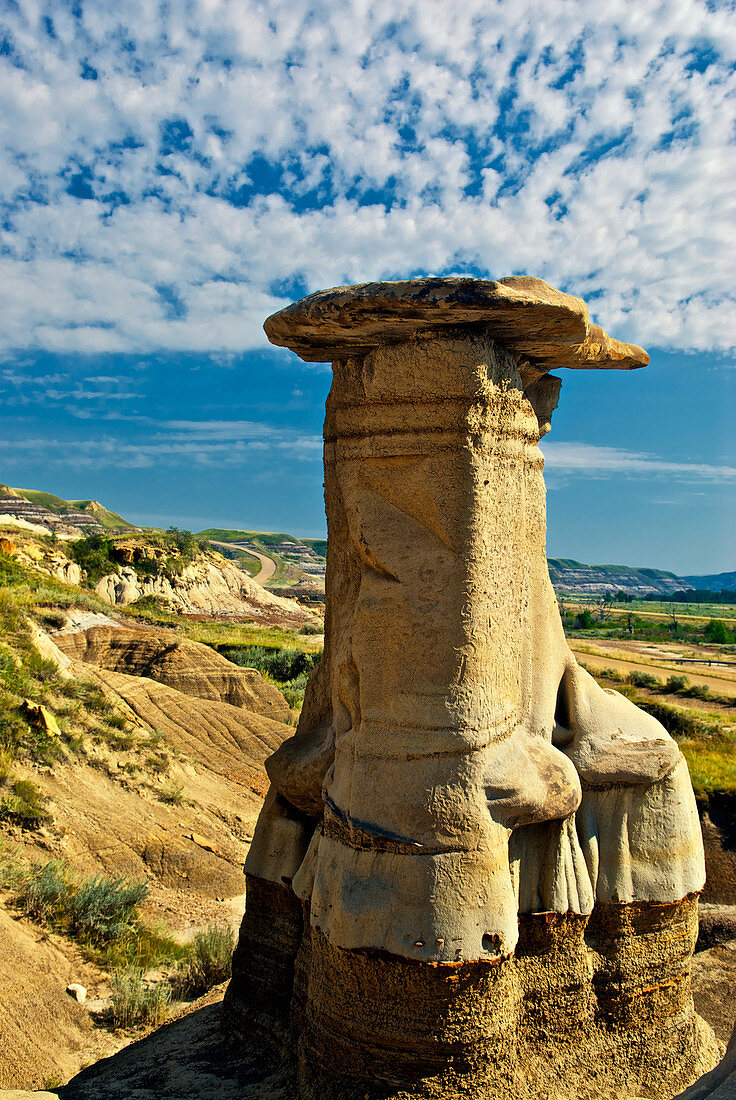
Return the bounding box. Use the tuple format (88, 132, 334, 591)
(225, 277, 717, 1099)
(93, 552, 313, 625)
(55, 625, 291, 722)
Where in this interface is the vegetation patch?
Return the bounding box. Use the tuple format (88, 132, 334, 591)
(11, 856, 186, 968)
(175, 922, 234, 997)
(0, 776, 51, 826)
(108, 967, 172, 1029)
(222, 644, 322, 709)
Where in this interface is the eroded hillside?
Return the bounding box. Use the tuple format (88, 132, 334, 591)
(0, 538, 321, 1090)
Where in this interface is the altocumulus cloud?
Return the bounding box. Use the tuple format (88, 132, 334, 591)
(0, 0, 734, 356)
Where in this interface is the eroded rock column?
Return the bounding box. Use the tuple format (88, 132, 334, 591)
(224, 278, 718, 1100)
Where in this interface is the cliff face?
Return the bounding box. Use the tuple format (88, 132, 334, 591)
(94, 552, 315, 625)
(547, 558, 690, 595)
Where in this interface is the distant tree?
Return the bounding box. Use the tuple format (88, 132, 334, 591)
(705, 619, 730, 644)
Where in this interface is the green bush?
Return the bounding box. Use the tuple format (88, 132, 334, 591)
(298, 622, 323, 635)
(68, 534, 117, 584)
(19, 859, 68, 921)
(109, 968, 171, 1029)
(224, 645, 320, 682)
(67, 874, 150, 943)
(664, 674, 689, 694)
(628, 670, 659, 689)
(18, 859, 149, 945)
(705, 619, 732, 644)
(176, 923, 234, 997)
(0, 777, 51, 826)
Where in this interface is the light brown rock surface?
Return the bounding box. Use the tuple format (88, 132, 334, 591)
(55, 625, 291, 723)
(93, 554, 313, 625)
(264, 275, 649, 370)
(0, 907, 104, 1091)
(226, 279, 714, 1100)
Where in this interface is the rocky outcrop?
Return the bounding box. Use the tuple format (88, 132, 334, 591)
(55, 626, 291, 724)
(226, 278, 716, 1100)
(263, 275, 649, 370)
(94, 553, 314, 625)
(12, 542, 83, 587)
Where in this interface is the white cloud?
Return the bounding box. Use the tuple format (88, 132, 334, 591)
(0, 0, 734, 355)
(0, 418, 322, 469)
(541, 441, 736, 481)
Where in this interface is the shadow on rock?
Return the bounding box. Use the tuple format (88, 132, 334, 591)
(59, 996, 292, 1100)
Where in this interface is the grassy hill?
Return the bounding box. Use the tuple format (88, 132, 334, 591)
(199, 528, 327, 556)
(1, 485, 135, 530)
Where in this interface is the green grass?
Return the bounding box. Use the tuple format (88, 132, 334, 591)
(680, 744, 736, 796)
(222, 645, 321, 710)
(175, 923, 234, 997)
(0, 777, 51, 826)
(13, 856, 186, 968)
(108, 968, 172, 1029)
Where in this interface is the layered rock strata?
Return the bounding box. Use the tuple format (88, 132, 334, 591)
(225, 278, 717, 1099)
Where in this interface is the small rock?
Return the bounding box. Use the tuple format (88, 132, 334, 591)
(188, 831, 217, 854)
(20, 700, 60, 738)
(66, 983, 87, 1003)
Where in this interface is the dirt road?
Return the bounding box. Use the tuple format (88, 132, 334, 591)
(210, 542, 277, 584)
(570, 639, 736, 696)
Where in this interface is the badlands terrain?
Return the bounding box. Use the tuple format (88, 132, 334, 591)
(0, 504, 734, 1097)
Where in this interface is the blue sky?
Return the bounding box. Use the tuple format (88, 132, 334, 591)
(0, 0, 734, 574)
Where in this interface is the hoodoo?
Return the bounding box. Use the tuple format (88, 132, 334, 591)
(224, 277, 718, 1099)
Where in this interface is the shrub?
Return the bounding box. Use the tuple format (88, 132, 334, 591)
(18, 859, 149, 944)
(159, 780, 184, 805)
(628, 670, 660, 690)
(664, 674, 689, 694)
(705, 619, 731, 644)
(19, 859, 69, 922)
(0, 777, 51, 826)
(68, 534, 117, 584)
(573, 609, 594, 630)
(298, 622, 323, 635)
(67, 874, 150, 944)
(225, 645, 320, 682)
(109, 968, 171, 1029)
(176, 923, 234, 997)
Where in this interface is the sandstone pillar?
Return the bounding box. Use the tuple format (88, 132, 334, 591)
(224, 277, 717, 1099)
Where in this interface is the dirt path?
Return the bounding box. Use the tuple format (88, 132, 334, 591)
(209, 542, 277, 585)
(570, 641, 736, 696)
(246, 550, 277, 584)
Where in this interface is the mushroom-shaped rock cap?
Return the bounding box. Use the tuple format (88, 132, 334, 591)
(264, 276, 648, 372)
